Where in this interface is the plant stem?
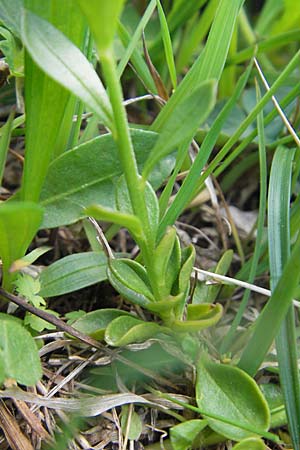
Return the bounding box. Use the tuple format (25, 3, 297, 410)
(99, 49, 162, 299)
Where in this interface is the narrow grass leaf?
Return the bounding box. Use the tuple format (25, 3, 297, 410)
(117, 0, 156, 81)
(268, 146, 300, 449)
(152, 0, 244, 134)
(156, 0, 177, 90)
(220, 81, 267, 354)
(238, 225, 300, 375)
(21, 10, 113, 128)
(158, 62, 252, 238)
(0, 110, 14, 187)
(39, 252, 108, 297)
(143, 79, 217, 179)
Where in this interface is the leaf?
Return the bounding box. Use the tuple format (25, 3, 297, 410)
(24, 309, 58, 332)
(0, 110, 15, 187)
(39, 252, 107, 297)
(10, 246, 52, 272)
(0, 389, 154, 417)
(169, 303, 223, 333)
(40, 130, 172, 228)
(232, 437, 266, 450)
(21, 9, 113, 129)
(0, 202, 43, 291)
(170, 419, 208, 450)
(0, 0, 23, 37)
(105, 316, 162, 347)
(121, 405, 143, 441)
(76, 0, 125, 54)
(72, 309, 133, 341)
(21, 1, 87, 202)
(143, 80, 217, 178)
(0, 319, 42, 386)
(107, 259, 154, 308)
(115, 176, 159, 243)
(14, 273, 45, 307)
(196, 356, 270, 441)
(156, 0, 177, 90)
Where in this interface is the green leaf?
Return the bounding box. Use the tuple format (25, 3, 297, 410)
(196, 356, 270, 441)
(0, 202, 43, 291)
(232, 437, 266, 450)
(143, 79, 217, 178)
(21, 9, 113, 129)
(21, 1, 87, 202)
(105, 315, 162, 346)
(14, 273, 45, 307)
(115, 176, 159, 243)
(121, 405, 143, 441)
(151, 0, 244, 135)
(76, 0, 125, 55)
(178, 245, 195, 295)
(0, 110, 15, 187)
(0, 27, 24, 77)
(156, 0, 177, 90)
(170, 420, 208, 450)
(10, 246, 52, 272)
(85, 205, 143, 242)
(39, 252, 107, 297)
(107, 259, 154, 307)
(72, 309, 133, 341)
(267, 146, 300, 449)
(24, 309, 58, 332)
(0, 0, 22, 37)
(40, 130, 172, 228)
(169, 303, 223, 332)
(0, 318, 42, 386)
(153, 227, 181, 299)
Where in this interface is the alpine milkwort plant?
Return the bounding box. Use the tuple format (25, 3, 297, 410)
(0, 1, 299, 448)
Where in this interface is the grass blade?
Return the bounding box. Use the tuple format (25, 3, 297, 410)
(158, 62, 252, 238)
(156, 0, 177, 90)
(220, 80, 267, 354)
(0, 110, 14, 187)
(268, 147, 300, 449)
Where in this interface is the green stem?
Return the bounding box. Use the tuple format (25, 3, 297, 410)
(99, 49, 162, 300)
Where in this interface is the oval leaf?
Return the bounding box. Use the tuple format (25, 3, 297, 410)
(170, 304, 223, 332)
(72, 309, 133, 340)
(0, 319, 42, 386)
(21, 9, 113, 128)
(40, 130, 172, 228)
(107, 259, 154, 307)
(39, 252, 107, 297)
(196, 356, 270, 441)
(105, 315, 162, 346)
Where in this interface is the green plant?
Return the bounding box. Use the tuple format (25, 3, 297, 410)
(0, 1, 299, 449)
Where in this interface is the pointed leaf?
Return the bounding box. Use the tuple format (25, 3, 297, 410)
(143, 80, 217, 178)
(39, 252, 107, 297)
(105, 315, 162, 347)
(72, 309, 133, 341)
(21, 9, 113, 128)
(196, 357, 270, 441)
